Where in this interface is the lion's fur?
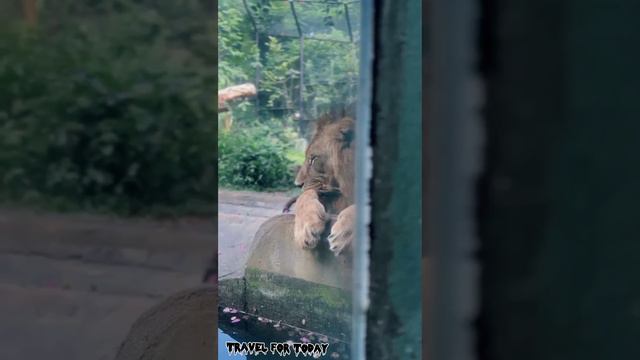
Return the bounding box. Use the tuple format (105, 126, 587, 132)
(294, 114, 355, 214)
(328, 204, 355, 254)
(292, 110, 356, 253)
(283, 173, 341, 213)
(293, 189, 327, 249)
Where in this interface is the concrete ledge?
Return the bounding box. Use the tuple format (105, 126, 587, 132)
(219, 214, 352, 341)
(247, 214, 352, 289)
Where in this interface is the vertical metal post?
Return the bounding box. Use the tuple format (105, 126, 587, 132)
(364, 0, 422, 358)
(242, 0, 257, 31)
(256, 31, 261, 120)
(289, 0, 303, 37)
(344, 3, 354, 43)
(242, 0, 261, 119)
(289, 0, 305, 121)
(299, 36, 305, 120)
(352, 0, 373, 358)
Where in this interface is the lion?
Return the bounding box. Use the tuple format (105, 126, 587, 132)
(291, 174, 341, 249)
(290, 110, 356, 256)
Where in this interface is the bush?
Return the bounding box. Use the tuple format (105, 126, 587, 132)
(218, 127, 293, 190)
(0, 6, 216, 216)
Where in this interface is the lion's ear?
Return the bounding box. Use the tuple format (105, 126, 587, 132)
(313, 113, 333, 135)
(340, 125, 354, 147)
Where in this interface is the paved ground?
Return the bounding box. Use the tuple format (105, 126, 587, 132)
(0, 189, 290, 360)
(218, 190, 291, 280)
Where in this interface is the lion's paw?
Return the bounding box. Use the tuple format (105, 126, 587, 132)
(328, 205, 356, 256)
(294, 191, 327, 249)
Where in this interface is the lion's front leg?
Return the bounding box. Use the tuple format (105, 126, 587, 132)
(328, 204, 356, 256)
(294, 190, 328, 249)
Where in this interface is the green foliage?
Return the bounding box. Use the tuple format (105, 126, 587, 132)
(302, 33, 359, 113)
(218, 0, 258, 89)
(0, 1, 216, 216)
(286, 149, 305, 164)
(261, 36, 301, 109)
(218, 0, 359, 121)
(218, 127, 293, 190)
(216, 0, 358, 192)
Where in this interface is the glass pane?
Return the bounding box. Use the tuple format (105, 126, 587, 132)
(218, 1, 364, 358)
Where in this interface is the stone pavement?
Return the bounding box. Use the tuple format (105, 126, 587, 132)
(218, 190, 291, 280)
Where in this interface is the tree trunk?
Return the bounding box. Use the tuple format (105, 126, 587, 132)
(218, 83, 256, 113)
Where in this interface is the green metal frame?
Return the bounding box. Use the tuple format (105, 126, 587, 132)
(353, 0, 423, 358)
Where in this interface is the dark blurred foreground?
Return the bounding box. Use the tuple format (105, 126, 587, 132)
(0, 207, 215, 360)
(0, 1, 217, 359)
(0, 0, 216, 216)
(427, 1, 640, 359)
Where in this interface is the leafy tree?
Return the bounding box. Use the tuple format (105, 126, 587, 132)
(218, 0, 258, 89)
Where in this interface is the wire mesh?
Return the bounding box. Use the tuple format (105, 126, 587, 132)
(243, 0, 361, 42)
(220, 0, 360, 140)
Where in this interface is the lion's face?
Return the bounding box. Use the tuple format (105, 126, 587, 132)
(294, 152, 329, 187)
(294, 115, 355, 200)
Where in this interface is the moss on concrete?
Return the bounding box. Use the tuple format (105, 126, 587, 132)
(218, 268, 351, 341)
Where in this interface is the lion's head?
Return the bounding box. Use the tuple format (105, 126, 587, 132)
(294, 112, 355, 213)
